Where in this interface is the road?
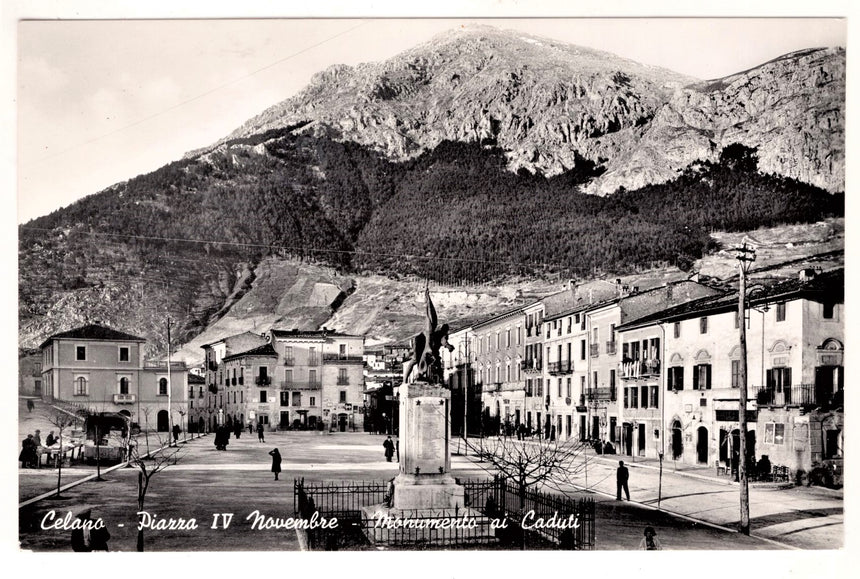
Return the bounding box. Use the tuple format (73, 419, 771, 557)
(18, 431, 841, 551)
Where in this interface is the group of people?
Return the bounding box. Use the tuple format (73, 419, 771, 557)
(19, 429, 56, 468)
(213, 422, 268, 451)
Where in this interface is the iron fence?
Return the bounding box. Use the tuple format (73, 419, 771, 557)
(294, 477, 595, 550)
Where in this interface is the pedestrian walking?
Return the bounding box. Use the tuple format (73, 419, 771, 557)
(70, 510, 110, 552)
(616, 460, 630, 501)
(234, 422, 242, 439)
(27, 399, 34, 412)
(639, 526, 662, 550)
(269, 448, 282, 481)
(383, 436, 394, 462)
(248, 423, 254, 435)
(257, 422, 265, 443)
(172, 424, 181, 444)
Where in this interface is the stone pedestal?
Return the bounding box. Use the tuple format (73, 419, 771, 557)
(392, 382, 464, 510)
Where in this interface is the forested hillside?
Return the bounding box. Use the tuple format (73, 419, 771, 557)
(19, 133, 842, 353)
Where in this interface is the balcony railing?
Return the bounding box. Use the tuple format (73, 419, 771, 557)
(324, 354, 364, 364)
(521, 360, 542, 373)
(755, 384, 840, 408)
(620, 359, 660, 379)
(586, 386, 617, 402)
(280, 380, 322, 390)
(255, 376, 272, 386)
(548, 360, 572, 375)
(605, 341, 617, 355)
(113, 393, 136, 404)
(589, 343, 600, 358)
(283, 357, 294, 366)
(337, 377, 350, 385)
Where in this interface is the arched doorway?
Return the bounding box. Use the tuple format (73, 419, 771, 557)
(696, 426, 709, 464)
(671, 420, 683, 460)
(157, 410, 169, 432)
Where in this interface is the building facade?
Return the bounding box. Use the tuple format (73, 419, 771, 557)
(39, 324, 188, 433)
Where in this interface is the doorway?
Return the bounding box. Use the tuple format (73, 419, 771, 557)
(280, 411, 290, 430)
(696, 426, 709, 464)
(623, 423, 633, 455)
(338, 413, 348, 432)
(638, 423, 646, 456)
(609, 417, 617, 443)
(157, 410, 169, 432)
(592, 416, 601, 440)
(671, 420, 683, 459)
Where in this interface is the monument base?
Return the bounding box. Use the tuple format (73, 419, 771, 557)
(360, 504, 493, 546)
(393, 473, 465, 510)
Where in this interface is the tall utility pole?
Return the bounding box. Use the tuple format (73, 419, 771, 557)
(736, 242, 755, 535)
(167, 317, 173, 446)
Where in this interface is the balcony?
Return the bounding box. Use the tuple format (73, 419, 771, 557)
(547, 360, 572, 375)
(280, 380, 322, 391)
(283, 357, 294, 366)
(755, 384, 840, 409)
(238, 377, 244, 385)
(323, 354, 364, 364)
(255, 376, 272, 386)
(208, 361, 218, 371)
(586, 386, 617, 402)
(337, 377, 350, 385)
(605, 341, 617, 355)
(521, 360, 542, 373)
(208, 384, 218, 394)
(589, 343, 599, 358)
(620, 359, 660, 379)
(231, 377, 237, 386)
(113, 393, 136, 404)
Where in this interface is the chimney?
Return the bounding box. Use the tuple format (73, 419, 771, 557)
(799, 268, 816, 282)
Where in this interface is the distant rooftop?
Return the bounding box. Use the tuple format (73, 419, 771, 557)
(222, 343, 278, 362)
(270, 328, 363, 339)
(39, 323, 146, 349)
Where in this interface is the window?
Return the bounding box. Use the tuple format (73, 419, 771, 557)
(339, 344, 347, 356)
(309, 369, 317, 385)
(119, 347, 130, 362)
(309, 396, 316, 407)
(292, 392, 302, 406)
(593, 327, 599, 342)
(119, 377, 129, 394)
(630, 387, 639, 408)
(731, 360, 740, 388)
(339, 390, 347, 403)
(260, 390, 268, 403)
(506, 329, 511, 348)
(566, 378, 572, 398)
(535, 379, 542, 398)
(734, 311, 740, 329)
(764, 422, 785, 445)
(699, 317, 708, 334)
(641, 385, 649, 408)
(580, 340, 586, 360)
(776, 302, 786, 322)
(668, 366, 684, 390)
(693, 364, 712, 390)
(623, 387, 629, 409)
(650, 385, 659, 408)
(240, 391, 243, 403)
(592, 371, 598, 388)
(823, 302, 835, 319)
(76, 346, 86, 361)
(260, 415, 269, 425)
(673, 322, 681, 339)
(74, 376, 88, 396)
(557, 379, 562, 397)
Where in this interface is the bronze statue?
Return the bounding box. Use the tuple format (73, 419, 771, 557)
(403, 287, 454, 384)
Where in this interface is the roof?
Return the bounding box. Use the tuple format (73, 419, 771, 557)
(199, 331, 265, 349)
(222, 343, 278, 362)
(616, 269, 843, 331)
(270, 328, 363, 340)
(188, 374, 207, 384)
(39, 324, 146, 349)
(472, 303, 531, 330)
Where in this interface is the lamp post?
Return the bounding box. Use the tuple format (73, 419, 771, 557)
(736, 241, 755, 535)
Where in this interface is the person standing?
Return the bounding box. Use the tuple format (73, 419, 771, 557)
(616, 460, 630, 501)
(234, 421, 242, 439)
(257, 422, 265, 443)
(269, 448, 282, 481)
(46, 431, 56, 447)
(383, 436, 394, 462)
(20, 435, 36, 468)
(639, 526, 662, 550)
(172, 424, 180, 444)
(27, 399, 34, 412)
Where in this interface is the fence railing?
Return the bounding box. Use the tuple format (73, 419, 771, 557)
(293, 477, 595, 550)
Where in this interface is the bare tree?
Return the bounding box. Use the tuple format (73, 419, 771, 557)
(467, 433, 589, 511)
(124, 431, 183, 552)
(47, 407, 84, 497)
(139, 405, 153, 457)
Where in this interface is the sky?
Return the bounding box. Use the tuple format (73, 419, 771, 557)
(13, 15, 847, 224)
